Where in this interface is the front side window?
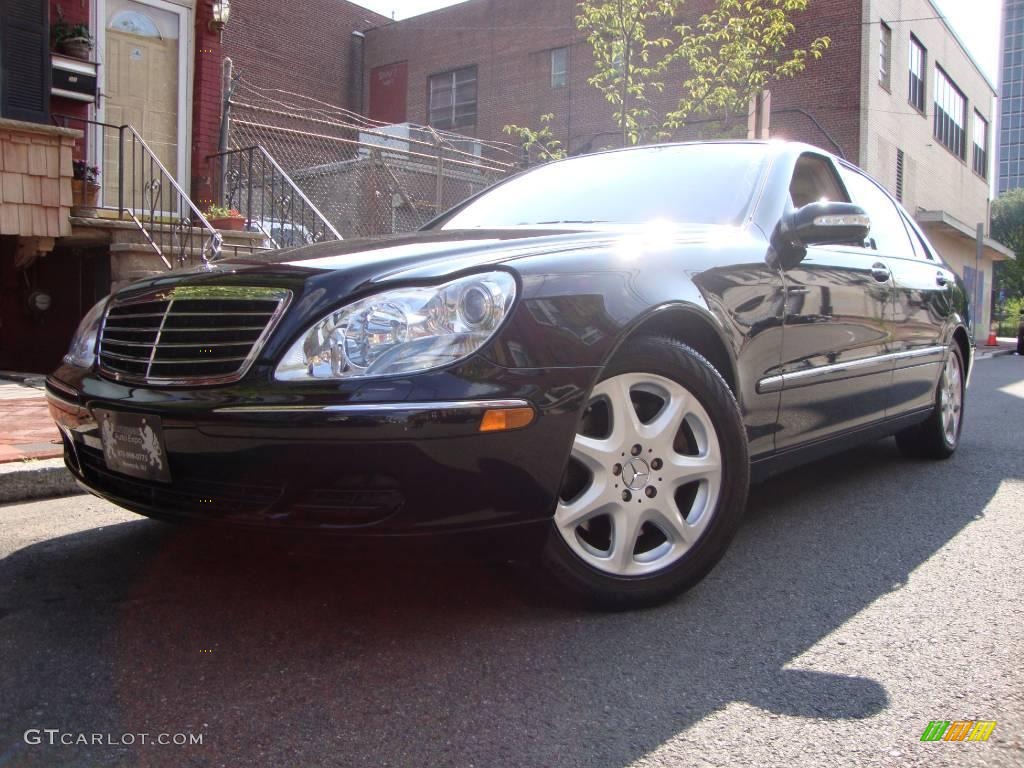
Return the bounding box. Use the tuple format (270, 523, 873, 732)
(837, 166, 913, 256)
(909, 36, 926, 112)
(973, 111, 989, 178)
(879, 22, 892, 89)
(428, 66, 478, 130)
(934, 66, 967, 159)
(551, 47, 569, 88)
(437, 144, 771, 229)
(789, 153, 849, 208)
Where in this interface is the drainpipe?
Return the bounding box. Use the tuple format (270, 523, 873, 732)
(349, 31, 366, 114)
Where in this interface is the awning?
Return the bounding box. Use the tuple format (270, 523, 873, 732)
(915, 210, 1015, 262)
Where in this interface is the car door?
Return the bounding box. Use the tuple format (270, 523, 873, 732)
(836, 166, 950, 417)
(773, 153, 897, 451)
(884, 210, 954, 414)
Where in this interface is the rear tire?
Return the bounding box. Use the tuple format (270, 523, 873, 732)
(541, 336, 749, 611)
(895, 343, 965, 460)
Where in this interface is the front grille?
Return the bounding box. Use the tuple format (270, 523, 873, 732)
(98, 286, 291, 385)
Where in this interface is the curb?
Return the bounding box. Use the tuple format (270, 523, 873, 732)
(0, 458, 84, 506)
(976, 348, 1017, 360)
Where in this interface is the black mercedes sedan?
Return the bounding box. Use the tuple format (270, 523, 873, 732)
(47, 141, 971, 609)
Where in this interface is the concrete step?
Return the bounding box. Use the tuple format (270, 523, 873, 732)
(69, 215, 273, 250)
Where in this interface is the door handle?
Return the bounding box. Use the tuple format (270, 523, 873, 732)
(936, 271, 950, 288)
(870, 262, 891, 282)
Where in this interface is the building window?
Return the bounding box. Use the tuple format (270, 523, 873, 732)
(933, 66, 967, 159)
(879, 22, 892, 90)
(909, 36, 926, 112)
(973, 111, 989, 178)
(551, 47, 569, 89)
(428, 66, 478, 130)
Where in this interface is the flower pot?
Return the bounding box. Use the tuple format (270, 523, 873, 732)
(58, 37, 93, 60)
(209, 216, 245, 231)
(70, 180, 101, 218)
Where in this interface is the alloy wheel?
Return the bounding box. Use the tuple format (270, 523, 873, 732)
(555, 372, 723, 577)
(940, 351, 963, 446)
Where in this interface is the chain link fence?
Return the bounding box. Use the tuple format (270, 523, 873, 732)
(223, 79, 518, 240)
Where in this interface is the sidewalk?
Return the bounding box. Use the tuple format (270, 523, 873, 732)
(0, 376, 62, 463)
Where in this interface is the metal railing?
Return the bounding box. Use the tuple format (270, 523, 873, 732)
(208, 145, 342, 249)
(54, 115, 222, 268)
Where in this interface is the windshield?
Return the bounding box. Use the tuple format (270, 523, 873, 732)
(437, 143, 769, 230)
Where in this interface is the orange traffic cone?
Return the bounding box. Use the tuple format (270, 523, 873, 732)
(986, 330, 998, 347)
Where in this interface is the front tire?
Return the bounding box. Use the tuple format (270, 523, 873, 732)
(541, 336, 749, 610)
(895, 343, 965, 460)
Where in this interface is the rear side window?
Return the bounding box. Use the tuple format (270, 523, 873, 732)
(837, 166, 913, 256)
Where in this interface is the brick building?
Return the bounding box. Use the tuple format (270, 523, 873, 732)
(0, 0, 385, 373)
(361, 0, 1012, 342)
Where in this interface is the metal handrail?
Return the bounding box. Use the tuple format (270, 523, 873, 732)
(208, 145, 342, 248)
(53, 114, 223, 268)
(121, 125, 223, 265)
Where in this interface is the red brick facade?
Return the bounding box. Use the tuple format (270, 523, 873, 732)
(192, 1, 227, 208)
(362, 0, 862, 161)
(221, 0, 388, 109)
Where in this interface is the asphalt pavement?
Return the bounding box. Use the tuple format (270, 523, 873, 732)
(0, 357, 1022, 767)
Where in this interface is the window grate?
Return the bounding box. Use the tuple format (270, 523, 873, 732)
(896, 149, 905, 202)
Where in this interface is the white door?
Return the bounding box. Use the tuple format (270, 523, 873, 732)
(97, 0, 190, 212)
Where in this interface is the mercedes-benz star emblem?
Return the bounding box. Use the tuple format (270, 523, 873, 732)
(622, 458, 650, 491)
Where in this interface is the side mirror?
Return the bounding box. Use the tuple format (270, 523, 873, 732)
(769, 201, 871, 270)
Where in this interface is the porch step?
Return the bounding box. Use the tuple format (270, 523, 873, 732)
(68, 215, 273, 250)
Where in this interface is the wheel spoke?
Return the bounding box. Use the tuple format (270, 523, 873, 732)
(609, 505, 643, 572)
(666, 451, 721, 488)
(644, 505, 692, 546)
(556, 485, 611, 529)
(572, 433, 616, 473)
(605, 376, 644, 443)
(640, 388, 688, 447)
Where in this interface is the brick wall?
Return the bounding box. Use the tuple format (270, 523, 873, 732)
(48, 0, 90, 158)
(363, 0, 856, 157)
(192, 1, 226, 209)
(222, 0, 388, 110)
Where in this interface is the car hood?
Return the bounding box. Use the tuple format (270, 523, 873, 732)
(121, 224, 744, 293)
(111, 224, 756, 337)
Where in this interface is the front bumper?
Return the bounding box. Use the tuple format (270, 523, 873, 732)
(47, 359, 596, 538)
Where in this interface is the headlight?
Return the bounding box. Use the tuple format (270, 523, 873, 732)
(275, 271, 516, 381)
(63, 297, 109, 368)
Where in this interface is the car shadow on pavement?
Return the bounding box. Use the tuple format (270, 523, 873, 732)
(1, 361, 1021, 768)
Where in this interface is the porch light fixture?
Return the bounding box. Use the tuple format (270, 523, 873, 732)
(209, 0, 230, 34)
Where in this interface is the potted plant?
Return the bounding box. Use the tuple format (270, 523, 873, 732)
(204, 205, 246, 231)
(53, 12, 94, 60)
(70, 160, 101, 218)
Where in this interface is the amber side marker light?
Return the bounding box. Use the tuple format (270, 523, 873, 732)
(479, 407, 535, 432)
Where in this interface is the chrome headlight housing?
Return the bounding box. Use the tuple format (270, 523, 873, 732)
(275, 271, 516, 381)
(63, 297, 109, 368)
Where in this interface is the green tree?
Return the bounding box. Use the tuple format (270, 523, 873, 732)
(504, 0, 829, 158)
(503, 114, 568, 164)
(576, 0, 680, 147)
(991, 189, 1024, 301)
(667, 0, 829, 132)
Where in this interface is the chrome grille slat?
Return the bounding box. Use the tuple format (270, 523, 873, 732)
(98, 286, 292, 386)
(102, 339, 256, 349)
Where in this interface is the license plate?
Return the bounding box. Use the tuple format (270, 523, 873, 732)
(96, 409, 171, 483)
